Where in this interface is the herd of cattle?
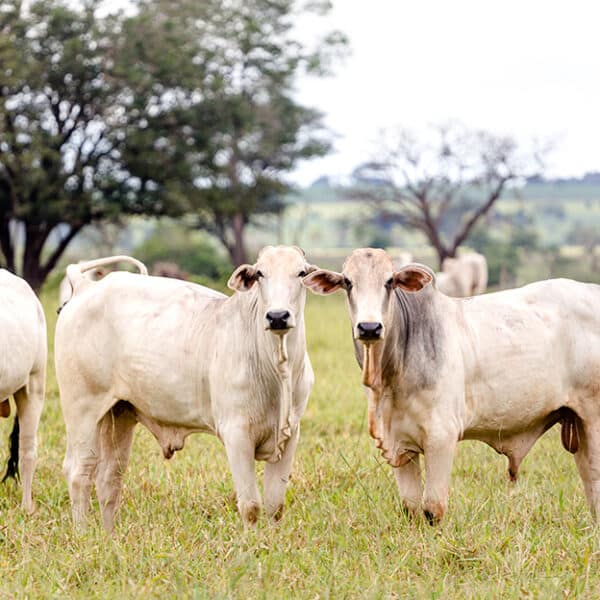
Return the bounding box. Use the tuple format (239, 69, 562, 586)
(1, 245, 599, 531)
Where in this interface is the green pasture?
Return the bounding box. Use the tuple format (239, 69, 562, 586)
(0, 285, 598, 598)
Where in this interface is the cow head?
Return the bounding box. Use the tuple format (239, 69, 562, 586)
(302, 248, 433, 343)
(228, 245, 317, 334)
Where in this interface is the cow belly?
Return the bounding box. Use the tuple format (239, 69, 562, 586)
(465, 369, 566, 434)
(114, 356, 213, 430)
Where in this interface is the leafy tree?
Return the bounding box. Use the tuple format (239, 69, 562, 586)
(0, 0, 182, 290)
(0, 0, 346, 287)
(119, 0, 347, 265)
(354, 123, 545, 268)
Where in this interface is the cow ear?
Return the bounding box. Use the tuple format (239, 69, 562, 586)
(228, 264, 259, 292)
(302, 269, 344, 295)
(393, 264, 434, 292)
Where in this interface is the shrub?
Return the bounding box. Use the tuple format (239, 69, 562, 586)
(134, 222, 231, 279)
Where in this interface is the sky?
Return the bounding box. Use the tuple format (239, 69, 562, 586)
(291, 0, 600, 185)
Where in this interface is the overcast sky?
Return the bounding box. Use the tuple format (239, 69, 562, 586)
(291, 0, 600, 185)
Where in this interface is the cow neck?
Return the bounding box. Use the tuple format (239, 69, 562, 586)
(358, 286, 445, 394)
(228, 287, 306, 463)
(358, 287, 444, 465)
(394, 287, 446, 384)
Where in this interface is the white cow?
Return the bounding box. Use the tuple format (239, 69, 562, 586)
(0, 269, 46, 513)
(392, 251, 414, 270)
(304, 248, 600, 523)
(436, 252, 488, 297)
(55, 247, 317, 530)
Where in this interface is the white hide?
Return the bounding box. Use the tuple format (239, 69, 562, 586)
(306, 247, 600, 523)
(55, 248, 315, 530)
(0, 269, 46, 512)
(59, 264, 104, 307)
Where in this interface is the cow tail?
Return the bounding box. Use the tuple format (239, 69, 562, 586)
(65, 255, 148, 300)
(77, 255, 148, 277)
(2, 416, 19, 483)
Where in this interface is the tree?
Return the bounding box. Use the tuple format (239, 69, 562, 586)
(0, 1, 183, 290)
(119, 0, 347, 265)
(0, 0, 346, 286)
(354, 124, 544, 268)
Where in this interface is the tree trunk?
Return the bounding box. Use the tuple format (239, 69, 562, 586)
(22, 224, 49, 292)
(430, 241, 454, 270)
(228, 212, 249, 266)
(0, 218, 15, 272)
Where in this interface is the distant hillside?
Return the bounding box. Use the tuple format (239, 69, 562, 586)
(294, 171, 600, 204)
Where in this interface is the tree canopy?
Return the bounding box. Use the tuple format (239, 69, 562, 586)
(0, 0, 346, 288)
(117, 0, 346, 265)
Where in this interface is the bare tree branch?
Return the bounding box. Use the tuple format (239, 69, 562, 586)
(360, 123, 543, 267)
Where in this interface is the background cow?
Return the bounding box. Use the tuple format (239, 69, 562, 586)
(55, 247, 317, 530)
(436, 252, 488, 297)
(392, 251, 414, 270)
(0, 269, 46, 513)
(151, 261, 189, 280)
(304, 248, 600, 524)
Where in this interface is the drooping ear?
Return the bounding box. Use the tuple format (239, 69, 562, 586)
(227, 264, 259, 292)
(393, 264, 435, 292)
(302, 269, 344, 295)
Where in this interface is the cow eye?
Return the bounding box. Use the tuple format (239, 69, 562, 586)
(298, 270, 307, 278)
(343, 277, 352, 289)
(256, 270, 264, 279)
(386, 277, 394, 288)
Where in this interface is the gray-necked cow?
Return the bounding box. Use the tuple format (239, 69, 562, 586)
(55, 247, 316, 530)
(304, 247, 600, 523)
(0, 269, 46, 512)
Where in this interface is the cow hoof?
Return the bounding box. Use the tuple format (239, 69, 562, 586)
(240, 502, 261, 526)
(267, 504, 284, 523)
(400, 501, 419, 519)
(423, 501, 445, 525)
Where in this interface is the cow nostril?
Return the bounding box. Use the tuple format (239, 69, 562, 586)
(357, 321, 383, 339)
(266, 310, 290, 322)
(266, 310, 291, 330)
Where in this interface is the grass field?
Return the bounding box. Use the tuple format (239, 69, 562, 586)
(0, 286, 599, 598)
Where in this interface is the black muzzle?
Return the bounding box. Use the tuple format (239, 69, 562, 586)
(266, 310, 291, 330)
(357, 321, 383, 341)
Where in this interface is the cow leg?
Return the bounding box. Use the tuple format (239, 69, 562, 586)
(393, 453, 422, 517)
(95, 405, 137, 532)
(422, 436, 457, 525)
(573, 422, 600, 519)
(14, 372, 44, 514)
(264, 425, 300, 522)
(222, 426, 261, 526)
(63, 415, 101, 528)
